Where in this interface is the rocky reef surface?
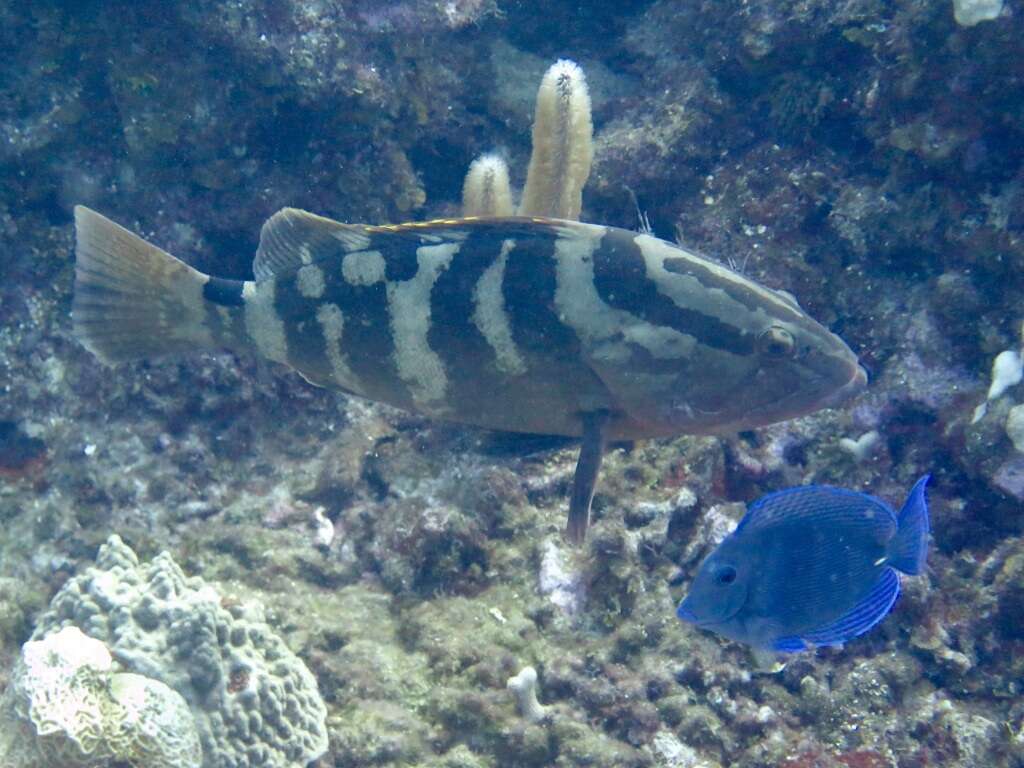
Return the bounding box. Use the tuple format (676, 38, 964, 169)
(2, 1, 1024, 766)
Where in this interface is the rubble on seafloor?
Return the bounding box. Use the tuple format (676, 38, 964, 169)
(2, 1, 1024, 766)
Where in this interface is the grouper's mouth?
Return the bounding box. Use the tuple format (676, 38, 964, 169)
(757, 357, 868, 425)
(704, 358, 866, 433)
(811, 362, 868, 411)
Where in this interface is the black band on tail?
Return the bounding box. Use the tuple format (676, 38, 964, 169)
(203, 277, 246, 306)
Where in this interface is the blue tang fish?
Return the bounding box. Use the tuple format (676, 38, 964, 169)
(677, 476, 930, 652)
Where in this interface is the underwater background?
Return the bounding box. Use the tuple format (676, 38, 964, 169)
(1, 0, 1024, 766)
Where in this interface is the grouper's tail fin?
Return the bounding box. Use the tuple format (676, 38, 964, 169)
(73, 206, 216, 364)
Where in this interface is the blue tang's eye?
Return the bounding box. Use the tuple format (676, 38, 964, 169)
(715, 565, 737, 585)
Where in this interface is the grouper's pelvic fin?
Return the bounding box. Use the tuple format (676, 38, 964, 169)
(73, 206, 222, 364)
(565, 410, 610, 544)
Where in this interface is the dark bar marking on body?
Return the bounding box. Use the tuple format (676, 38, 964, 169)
(274, 282, 332, 382)
(502, 228, 582, 357)
(592, 230, 756, 357)
(427, 228, 507, 394)
(321, 263, 417, 411)
(369, 231, 420, 282)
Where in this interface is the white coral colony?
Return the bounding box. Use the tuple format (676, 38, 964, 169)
(0, 626, 202, 768)
(952, 0, 1004, 26)
(21, 535, 328, 768)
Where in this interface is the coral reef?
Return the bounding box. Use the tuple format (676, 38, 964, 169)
(29, 536, 327, 768)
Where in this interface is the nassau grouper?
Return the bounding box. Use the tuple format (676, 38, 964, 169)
(72, 206, 867, 541)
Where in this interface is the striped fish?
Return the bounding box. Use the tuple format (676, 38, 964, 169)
(73, 206, 866, 541)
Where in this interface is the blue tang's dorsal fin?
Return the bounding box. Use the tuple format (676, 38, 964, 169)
(736, 484, 895, 536)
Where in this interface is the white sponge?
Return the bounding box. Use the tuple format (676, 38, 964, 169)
(953, 0, 1004, 26)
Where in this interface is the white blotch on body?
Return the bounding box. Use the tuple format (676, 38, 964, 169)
(242, 280, 288, 363)
(387, 242, 458, 406)
(316, 303, 361, 392)
(342, 250, 386, 286)
(472, 239, 526, 376)
(296, 264, 325, 298)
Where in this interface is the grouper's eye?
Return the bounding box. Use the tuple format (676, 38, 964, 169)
(715, 565, 737, 585)
(757, 326, 795, 359)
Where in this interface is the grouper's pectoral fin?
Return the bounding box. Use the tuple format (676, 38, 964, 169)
(565, 410, 610, 544)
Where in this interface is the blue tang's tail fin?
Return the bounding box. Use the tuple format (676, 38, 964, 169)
(887, 475, 930, 575)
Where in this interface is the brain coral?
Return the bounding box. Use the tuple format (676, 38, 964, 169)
(0, 625, 201, 768)
(29, 535, 328, 768)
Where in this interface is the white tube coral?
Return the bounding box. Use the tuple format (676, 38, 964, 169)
(518, 59, 593, 220)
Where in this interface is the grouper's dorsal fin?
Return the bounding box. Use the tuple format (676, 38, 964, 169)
(364, 215, 583, 242)
(254, 208, 373, 282)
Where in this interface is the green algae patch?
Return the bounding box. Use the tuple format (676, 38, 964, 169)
(328, 700, 434, 767)
(282, 583, 434, 711)
(399, 586, 542, 679)
(0, 578, 45, 650)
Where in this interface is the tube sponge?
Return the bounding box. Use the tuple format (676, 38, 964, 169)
(462, 154, 514, 217)
(953, 0, 1004, 26)
(518, 59, 594, 220)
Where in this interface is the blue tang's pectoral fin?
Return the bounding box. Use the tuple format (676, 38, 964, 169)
(798, 568, 901, 648)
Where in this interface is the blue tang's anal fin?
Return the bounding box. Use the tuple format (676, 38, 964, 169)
(771, 635, 807, 653)
(799, 568, 901, 648)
